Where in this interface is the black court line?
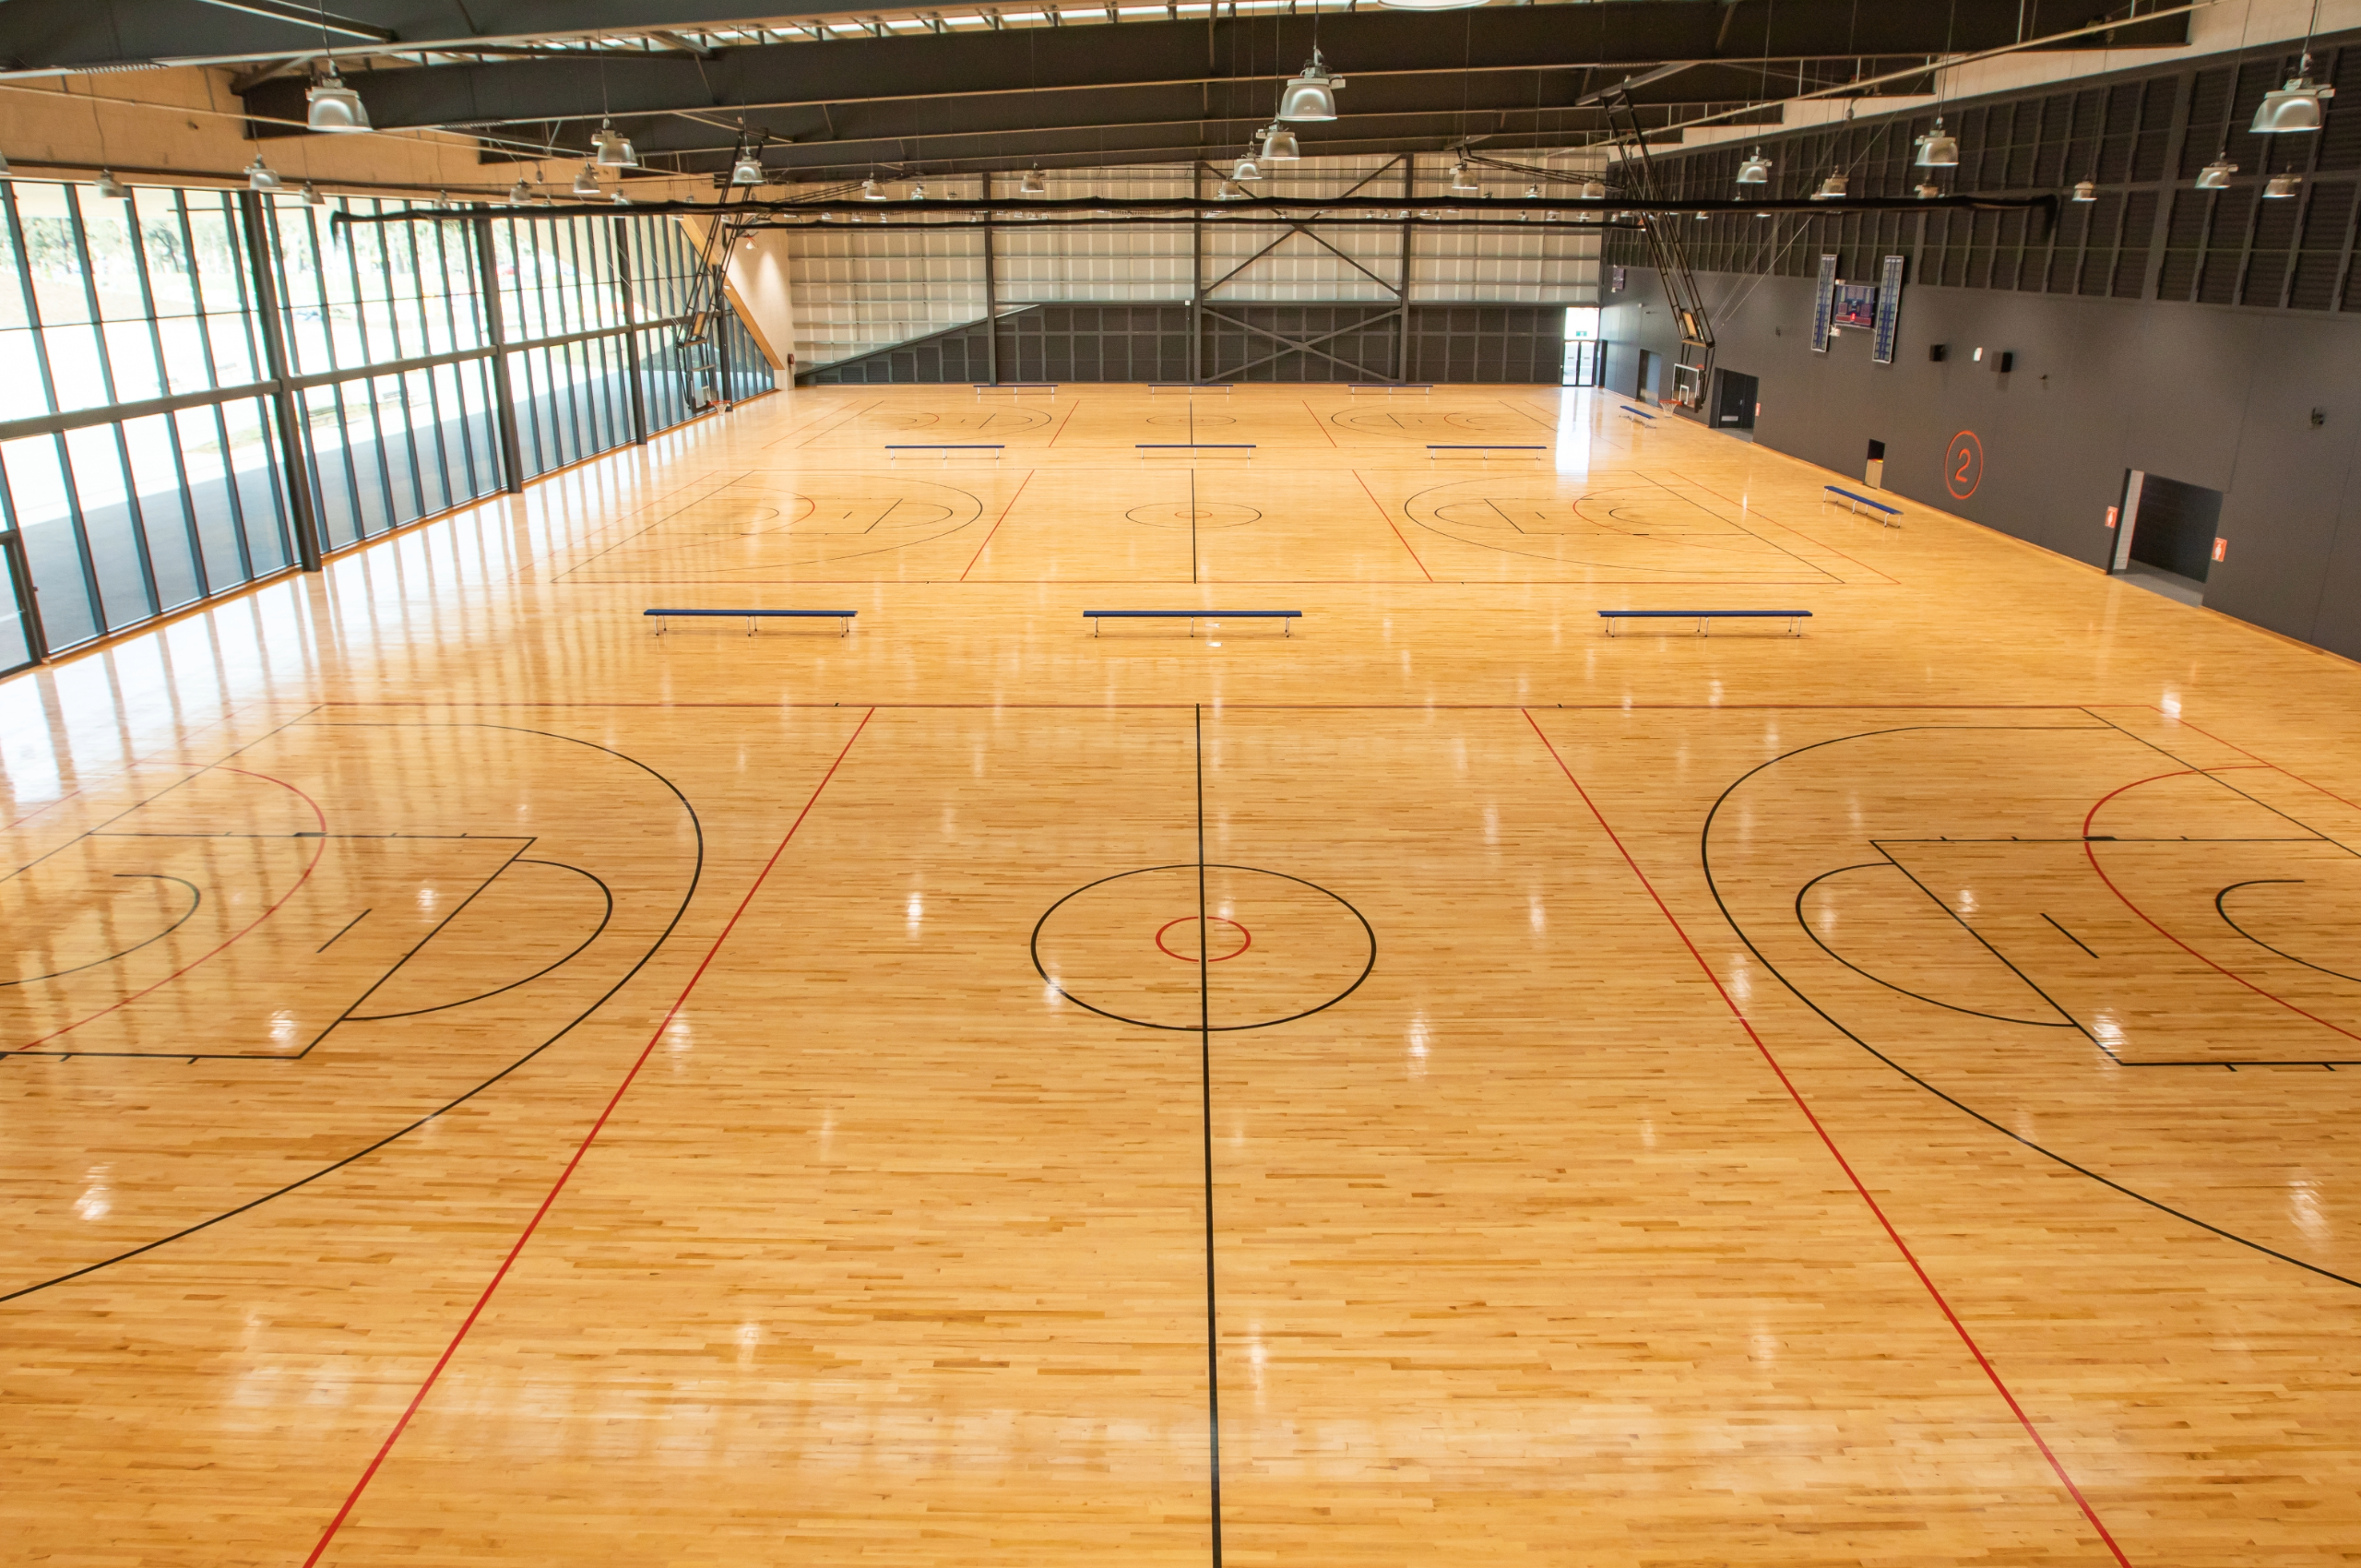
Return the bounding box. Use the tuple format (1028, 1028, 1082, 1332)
(1689, 719, 2361, 1293)
(317, 908, 371, 952)
(2041, 912, 2101, 960)
(2080, 707, 2361, 857)
(1193, 703, 1225, 1568)
(1792, 863, 2078, 1030)
(1, 874, 203, 986)
(1633, 472, 1846, 583)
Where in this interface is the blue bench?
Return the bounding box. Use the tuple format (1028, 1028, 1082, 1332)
(974, 383, 1057, 395)
(1148, 383, 1230, 393)
(1086, 610, 1300, 637)
(1348, 383, 1433, 395)
(1619, 405, 1657, 424)
(646, 608, 857, 637)
(1428, 444, 1547, 461)
(1822, 484, 1902, 526)
(886, 444, 1003, 462)
(1137, 443, 1254, 457)
(1599, 609, 1810, 637)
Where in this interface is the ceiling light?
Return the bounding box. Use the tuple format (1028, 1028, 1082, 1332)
(303, 182, 327, 207)
(94, 171, 127, 200)
(2196, 155, 2236, 190)
(1232, 155, 1262, 182)
(1915, 182, 1941, 199)
(1525, 184, 1540, 199)
(1260, 125, 1300, 160)
(1813, 170, 1847, 199)
(2253, 60, 2334, 133)
(507, 178, 530, 205)
(1576, 177, 1606, 200)
(861, 176, 884, 200)
(593, 120, 637, 169)
(573, 161, 601, 196)
(1449, 161, 1479, 195)
(731, 151, 765, 185)
(1277, 50, 1345, 122)
(305, 65, 370, 133)
(1376, 0, 1485, 8)
(910, 183, 926, 200)
(1018, 167, 1047, 196)
(2264, 172, 2302, 198)
(1915, 119, 1959, 168)
(612, 190, 631, 207)
(1216, 180, 1243, 200)
(245, 155, 281, 192)
(1736, 148, 1771, 185)
(434, 190, 453, 208)
(2070, 179, 2096, 201)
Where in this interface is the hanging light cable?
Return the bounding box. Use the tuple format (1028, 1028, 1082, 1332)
(305, 2, 371, 132)
(2255, 2, 2334, 132)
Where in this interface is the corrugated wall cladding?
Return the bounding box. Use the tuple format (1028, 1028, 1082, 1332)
(1604, 28, 2361, 316)
(780, 150, 1603, 373)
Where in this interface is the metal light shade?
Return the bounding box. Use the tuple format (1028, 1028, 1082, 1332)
(2196, 156, 2236, 190)
(93, 171, 127, 200)
(593, 122, 637, 169)
(306, 70, 370, 133)
(245, 156, 281, 192)
(612, 191, 631, 207)
(2252, 76, 2332, 133)
(1232, 155, 1262, 182)
(2264, 173, 2302, 198)
(1216, 180, 1243, 200)
(1915, 120, 1960, 167)
(1261, 125, 1301, 160)
(1576, 177, 1607, 200)
(1277, 52, 1344, 122)
(1448, 162, 1478, 195)
(1525, 184, 1540, 199)
(1915, 182, 1940, 199)
(731, 153, 765, 185)
(861, 177, 884, 200)
(1736, 150, 1771, 185)
(1813, 170, 1847, 199)
(304, 183, 328, 207)
(1018, 168, 1047, 196)
(910, 183, 927, 200)
(572, 161, 601, 196)
(505, 179, 528, 204)
(2071, 179, 2096, 201)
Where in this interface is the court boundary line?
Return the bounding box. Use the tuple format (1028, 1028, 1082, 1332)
(297, 706, 875, 1568)
(1349, 471, 1433, 581)
(1521, 707, 2136, 1568)
(957, 469, 1038, 581)
(1192, 705, 1224, 1568)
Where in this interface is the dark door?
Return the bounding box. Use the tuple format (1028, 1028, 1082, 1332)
(1633, 348, 1655, 401)
(1714, 370, 1759, 431)
(2129, 473, 2224, 583)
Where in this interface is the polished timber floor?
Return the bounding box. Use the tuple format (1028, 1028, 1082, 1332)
(4, 384, 2360, 1568)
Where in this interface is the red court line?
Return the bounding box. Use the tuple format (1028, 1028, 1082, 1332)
(1045, 398, 1082, 447)
(11, 766, 330, 1054)
(2171, 719, 2361, 817)
(1350, 470, 1434, 582)
(1520, 708, 2135, 1568)
(2081, 765, 2361, 1046)
(957, 469, 1038, 581)
(1302, 401, 1337, 446)
(297, 707, 876, 1568)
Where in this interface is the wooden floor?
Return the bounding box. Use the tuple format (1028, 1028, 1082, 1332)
(4, 384, 2359, 1568)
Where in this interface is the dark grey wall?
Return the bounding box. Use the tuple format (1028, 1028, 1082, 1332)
(1604, 271, 2361, 659)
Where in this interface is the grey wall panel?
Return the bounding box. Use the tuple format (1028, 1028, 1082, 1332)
(2310, 475, 2361, 659)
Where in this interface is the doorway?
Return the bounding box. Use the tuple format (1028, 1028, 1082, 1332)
(1713, 369, 1758, 434)
(2112, 469, 2223, 605)
(1633, 348, 1655, 402)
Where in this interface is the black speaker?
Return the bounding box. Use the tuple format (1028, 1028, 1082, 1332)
(1928, 343, 1948, 362)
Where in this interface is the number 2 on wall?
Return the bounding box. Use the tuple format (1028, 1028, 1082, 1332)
(1944, 430, 1985, 500)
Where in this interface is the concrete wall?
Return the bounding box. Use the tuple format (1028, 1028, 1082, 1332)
(1604, 272, 2361, 661)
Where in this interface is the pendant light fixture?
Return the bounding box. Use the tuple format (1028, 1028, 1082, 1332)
(94, 171, 127, 200)
(1576, 177, 1606, 200)
(1376, 0, 1484, 8)
(1277, 51, 1346, 122)
(731, 148, 765, 185)
(1448, 161, 1479, 195)
(1216, 180, 1244, 200)
(2070, 179, 2096, 201)
(572, 161, 602, 196)
(1525, 184, 1540, 199)
(1260, 124, 1301, 160)
(1735, 148, 1771, 185)
(1813, 170, 1848, 199)
(910, 183, 927, 200)
(245, 155, 282, 192)
(592, 120, 637, 169)
(303, 182, 327, 207)
(1019, 168, 1047, 196)
(2252, 55, 2335, 133)
(2196, 155, 2236, 190)
(2264, 172, 2302, 197)
(1914, 183, 1940, 199)
(612, 190, 631, 207)
(507, 178, 530, 205)
(1233, 153, 1263, 183)
(861, 176, 885, 200)
(306, 64, 371, 132)
(1915, 119, 1960, 167)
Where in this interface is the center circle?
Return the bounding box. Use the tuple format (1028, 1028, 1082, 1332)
(1122, 501, 1262, 530)
(1145, 412, 1239, 425)
(1154, 914, 1252, 963)
(1033, 864, 1374, 1031)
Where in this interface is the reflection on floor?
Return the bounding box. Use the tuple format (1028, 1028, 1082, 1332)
(2121, 563, 2207, 605)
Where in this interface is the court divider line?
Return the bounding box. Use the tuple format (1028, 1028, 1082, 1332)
(1349, 472, 1434, 581)
(1301, 402, 1336, 446)
(1665, 468, 1903, 588)
(1046, 398, 1081, 446)
(296, 707, 877, 1568)
(957, 469, 1037, 581)
(1193, 704, 1224, 1568)
(1519, 707, 2137, 1568)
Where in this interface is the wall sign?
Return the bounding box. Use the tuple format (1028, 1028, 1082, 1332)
(1610, 265, 1627, 292)
(1944, 429, 1985, 499)
(1809, 255, 1838, 353)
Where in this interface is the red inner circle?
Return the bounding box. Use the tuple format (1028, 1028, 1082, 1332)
(1154, 915, 1252, 963)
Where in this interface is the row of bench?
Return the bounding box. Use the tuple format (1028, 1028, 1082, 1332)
(645, 608, 1815, 638)
(969, 384, 1441, 396)
(884, 443, 1551, 462)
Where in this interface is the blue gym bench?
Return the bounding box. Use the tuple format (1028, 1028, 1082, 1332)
(1619, 405, 1657, 423)
(1137, 444, 1255, 458)
(1347, 384, 1433, 395)
(646, 608, 858, 637)
(974, 383, 1058, 395)
(886, 444, 1003, 463)
(1427, 444, 1548, 461)
(1148, 383, 1231, 393)
(1822, 484, 1902, 526)
(1598, 609, 1811, 637)
(1086, 610, 1301, 637)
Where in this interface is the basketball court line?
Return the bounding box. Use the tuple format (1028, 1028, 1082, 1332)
(1664, 468, 1905, 588)
(1626, 471, 1856, 583)
(1350, 471, 1433, 581)
(1520, 707, 2136, 1568)
(296, 707, 875, 1568)
(1046, 398, 1081, 445)
(957, 469, 1038, 580)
